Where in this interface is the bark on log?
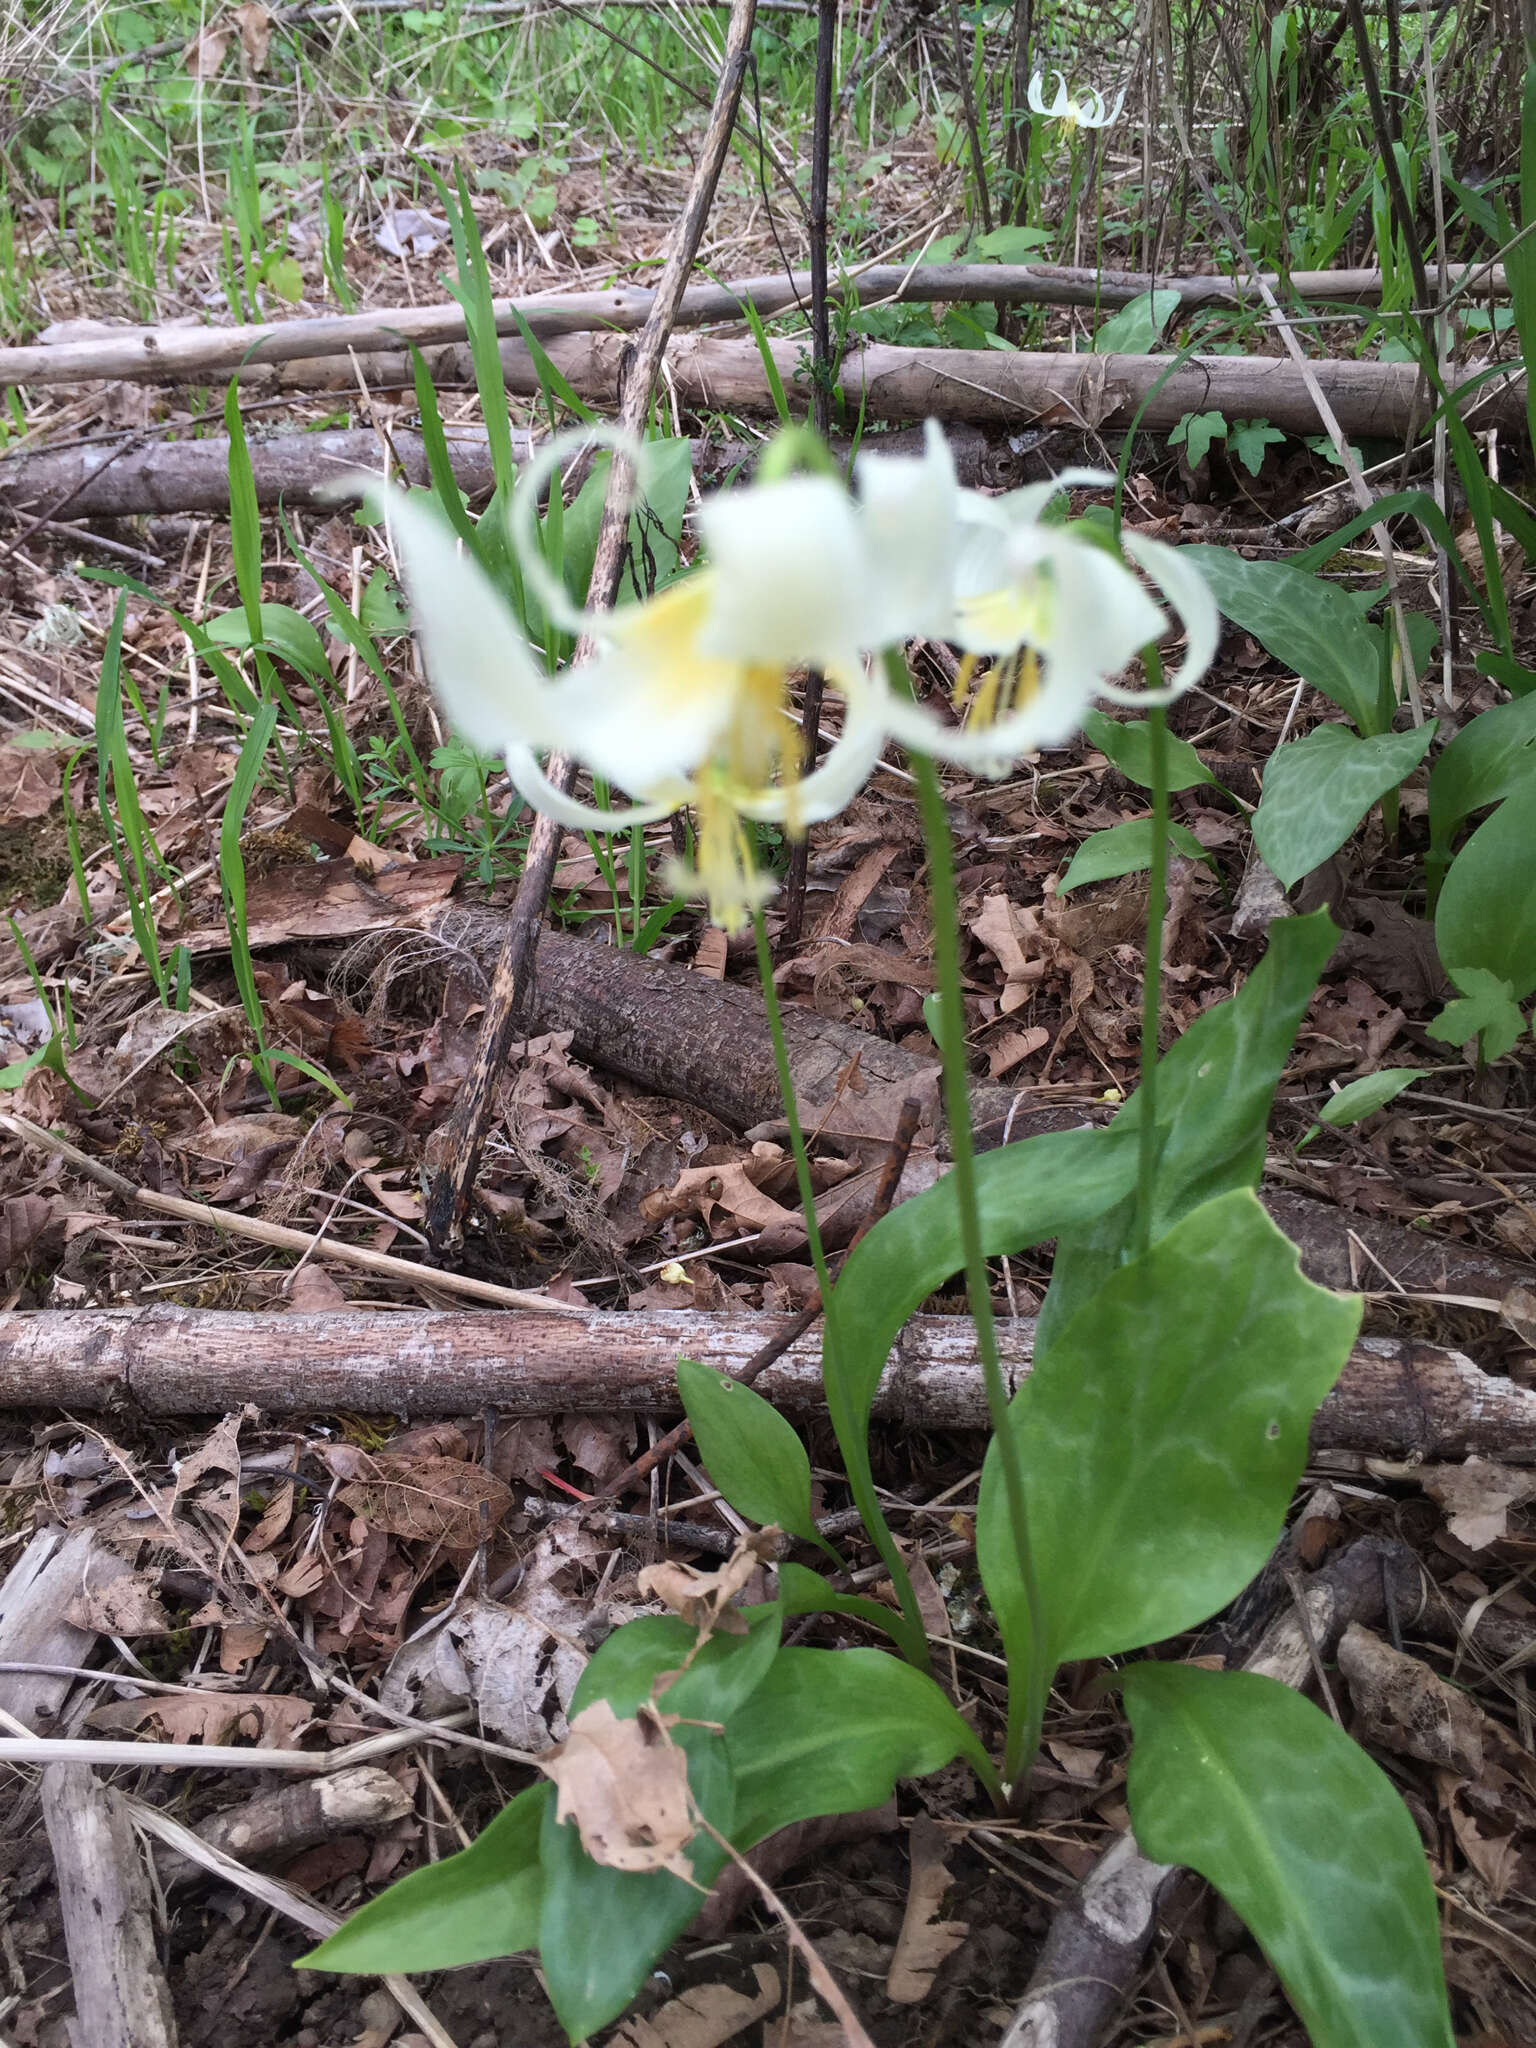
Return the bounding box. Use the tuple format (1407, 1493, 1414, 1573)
(531, 332, 1525, 438)
(0, 1306, 1527, 1457)
(2, 261, 1504, 390)
(433, 913, 1536, 1308)
(0, 420, 1006, 523)
(40, 1765, 180, 2048)
(155, 1765, 414, 1888)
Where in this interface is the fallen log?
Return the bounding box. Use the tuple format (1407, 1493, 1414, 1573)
(530, 331, 1526, 438)
(0, 420, 1005, 520)
(2, 261, 1505, 391)
(0, 1305, 1526, 1456)
(427, 911, 1536, 1308)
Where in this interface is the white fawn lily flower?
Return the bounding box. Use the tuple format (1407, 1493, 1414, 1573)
(883, 471, 1219, 777)
(375, 424, 959, 931)
(1027, 69, 1127, 130)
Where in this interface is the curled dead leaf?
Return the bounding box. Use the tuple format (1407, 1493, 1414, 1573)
(338, 1453, 513, 1548)
(541, 1699, 697, 1879)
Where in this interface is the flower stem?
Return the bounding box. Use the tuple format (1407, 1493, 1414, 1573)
(911, 749, 1049, 1798)
(1133, 671, 1171, 1263)
(752, 908, 833, 1305)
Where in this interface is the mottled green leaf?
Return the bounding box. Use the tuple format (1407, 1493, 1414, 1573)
(1253, 722, 1435, 888)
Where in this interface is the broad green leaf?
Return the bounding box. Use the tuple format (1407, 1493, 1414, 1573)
(1182, 546, 1383, 735)
(1252, 722, 1436, 888)
(572, 1606, 783, 1727)
(1427, 690, 1536, 868)
(1227, 419, 1286, 476)
(979, 1191, 1360, 1696)
(1170, 409, 1227, 466)
(1309, 1066, 1428, 1137)
(359, 569, 408, 635)
(726, 1646, 993, 1846)
(1124, 1664, 1455, 2048)
(1425, 967, 1528, 1063)
(301, 1782, 548, 1973)
(1057, 817, 1213, 893)
(1475, 649, 1536, 699)
(1095, 288, 1183, 354)
(677, 1358, 827, 1552)
(1081, 709, 1214, 792)
(972, 223, 1050, 260)
(775, 1559, 908, 1641)
(1435, 795, 1536, 1001)
(538, 1719, 733, 2043)
(205, 602, 332, 680)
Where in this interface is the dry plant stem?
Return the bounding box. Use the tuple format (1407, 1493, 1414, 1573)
(41, 1765, 180, 2048)
(694, 1815, 879, 2048)
(0, 1112, 580, 1314)
(422, 0, 761, 1250)
(913, 746, 1046, 1796)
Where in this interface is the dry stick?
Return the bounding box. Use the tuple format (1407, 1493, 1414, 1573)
(40, 1765, 180, 2048)
(0, 1111, 581, 1314)
(780, 0, 839, 948)
(0, 263, 1512, 391)
(422, 0, 761, 1252)
(996, 1537, 1419, 2048)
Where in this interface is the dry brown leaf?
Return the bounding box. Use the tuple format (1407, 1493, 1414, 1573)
(64, 1557, 172, 1637)
(170, 1406, 255, 1561)
(178, 853, 461, 952)
(232, 1, 273, 68)
(641, 1150, 800, 1237)
(1337, 1623, 1485, 1776)
(288, 1264, 346, 1312)
(89, 1691, 314, 1748)
(887, 1814, 968, 2003)
(693, 927, 728, 980)
(338, 1454, 513, 1548)
(219, 1622, 269, 1672)
(1421, 1458, 1536, 1551)
(638, 1530, 779, 1644)
(0, 742, 60, 824)
(987, 1026, 1049, 1079)
(611, 1962, 780, 2047)
(0, 1193, 57, 1270)
(184, 23, 230, 76)
(541, 1700, 697, 1879)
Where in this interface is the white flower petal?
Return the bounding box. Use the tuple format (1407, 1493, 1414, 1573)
(1026, 70, 1049, 114)
(507, 422, 656, 641)
(378, 482, 557, 757)
(737, 670, 888, 823)
(503, 744, 680, 830)
(696, 475, 867, 667)
(854, 420, 960, 641)
(1096, 532, 1219, 706)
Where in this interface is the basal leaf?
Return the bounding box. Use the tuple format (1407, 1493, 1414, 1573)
(1057, 816, 1213, 893)
(1124, 1664, 1454, 2048)
(1310, 1066, 1429, 1135)
(1427, 690, 1536, 872)
(538, 1719, 733, 2043)
(301, 1781, 547, 1973)
(1081, 708, 1215, 793)
(677, 1357, 827, 1551)
(1182, 546, 1383, 735)
(1252, 721, 1435, 888)
(979, 1191, 1359, 1704)
(572, 1606, 783, 1727)
(205, 601, 332, 680)
(1434, 794, 1536, 1001)
(726, 1645, 994, 1846)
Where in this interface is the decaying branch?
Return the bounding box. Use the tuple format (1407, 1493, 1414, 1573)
(0, 260, 1506, 390)
(0, 1307, 1527, 1459)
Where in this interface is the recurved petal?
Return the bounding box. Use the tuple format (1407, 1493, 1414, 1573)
(696, 474, 867, 667)
(1097, 532, 1219, 706)
(503, 743, 681, 830)
(376, 482, 556, 757)
(854, 419, 960, 641)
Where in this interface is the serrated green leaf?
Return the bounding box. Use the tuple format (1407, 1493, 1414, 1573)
(1435, 795, 1536, 1001)
(1425, 966, 1528, 1062)
(677, 1358, 826, 1551)
(1182, 547, 1383, 735)
(1124, 1664, 1454, 2048)
(1252, 722, 1435, 888)
(300, 1781, 547, 1973)
(726, 1646, 992, 1846)
(1081, 709, 1214, 792)
(1057, 817, 1214, 893)
(979, 1190, 1360, 1684)
(1227, 418, 1287, 475)
(1170, 408, 1227, 465)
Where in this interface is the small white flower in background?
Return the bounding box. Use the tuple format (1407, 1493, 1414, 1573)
(374, 423, 958, 932)
(1026, 69, 1127, 130)
(883, 471, 1219, 777)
